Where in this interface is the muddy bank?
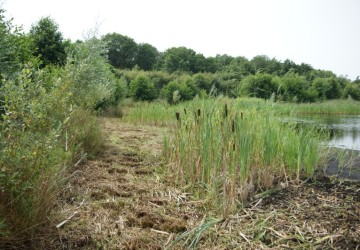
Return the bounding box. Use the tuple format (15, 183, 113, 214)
(326, 149, 360, 181)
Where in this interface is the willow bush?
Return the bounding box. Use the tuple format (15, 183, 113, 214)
(0, 36, 122, 247)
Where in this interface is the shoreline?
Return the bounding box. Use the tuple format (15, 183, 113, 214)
(325, 148, 360, 181)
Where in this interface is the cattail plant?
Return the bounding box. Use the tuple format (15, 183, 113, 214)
(163, 99, 322, 215)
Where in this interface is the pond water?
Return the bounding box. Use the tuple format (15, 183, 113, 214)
(284, 114, 360, 180)
(285, 115, 360, 151)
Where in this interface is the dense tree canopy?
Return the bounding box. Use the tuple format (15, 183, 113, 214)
(102, 33, 138, 69)
(135, 43, 159, 70)
(29, 17, 67, 67)
(160, 47, 202, 73)
(98, 32, 356, 103)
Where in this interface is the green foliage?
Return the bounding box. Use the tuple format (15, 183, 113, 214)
(276, 99, 360, 115)
(161, 81, 182, 104)
(353, 76, 360, 84)
(130, 75, 157, 101)
(279, 72, 316, 102)
(162, 98, 321, 214)
(192, 73, 213, 93)
(0, 9, 37, 79)
(114, 76, 127, 103)
(240, 73, 278, 99)
(342, 83, 360, 100)
(99, 33, 352, 103)
(251, 55, 282, 75)
(116, 69, 176, 91)
(0, 23, 117, 247)
(102, 33, 138, 69)
(312, 77, 342, 100)
(181, 78, 200, 100)
(65, 37, 119, 109)
(0, 66, 69, 242)
(135, 43, 159, 70)
(0, 59, 107, 248)
(123, 97, 360, 128)
(211, 54, 234, 71)
(161, 80, 199, 104)
(225, 56, 255, 77)
(29, 17, 67, 67)
(160, 47, 200, 73)
(0, 9, 20, 77)
(280, 59, 314, 76)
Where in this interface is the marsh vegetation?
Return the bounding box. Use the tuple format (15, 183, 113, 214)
(0, 6, 359, 249)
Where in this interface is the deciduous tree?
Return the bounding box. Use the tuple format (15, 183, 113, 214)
(30, 17, 67, 67)
(102, 33, 138, 69)
(135, 43, 159, 70)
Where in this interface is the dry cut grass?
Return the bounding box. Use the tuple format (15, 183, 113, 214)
(30, 117, 360, 250)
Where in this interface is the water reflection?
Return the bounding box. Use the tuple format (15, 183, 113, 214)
(285, 115, 360, 150)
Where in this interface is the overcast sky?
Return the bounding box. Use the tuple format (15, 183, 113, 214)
(2, 0, 360, 80)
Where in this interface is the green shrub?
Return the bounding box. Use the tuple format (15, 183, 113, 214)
(240, 73, 278, 99)
(0, 35, 111, 248)
(192, 73, 213, 93)
(312, 77, 341, 100)
(0, 66, 70, 244)
(65, 37, 119, 109)
(342, 83, 360, 100)
(161, 80, 199, 104)
(129, 75, 157, 101)
(0, 9, 38, 79)
(161, 81, 182, 104)
(279, 72, 316, 102)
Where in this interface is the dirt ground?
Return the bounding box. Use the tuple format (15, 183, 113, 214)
(46, 117, 359, 250)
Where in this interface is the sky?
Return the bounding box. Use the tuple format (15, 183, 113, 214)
(1, 0, 360, 80)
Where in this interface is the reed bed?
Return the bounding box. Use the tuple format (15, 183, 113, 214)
(231, 98, 360, 115)
(122, 98, 360, 128)
(163, 99, 322, 215)
(121, 100, 175, 126)
(273, 99, 360, 115)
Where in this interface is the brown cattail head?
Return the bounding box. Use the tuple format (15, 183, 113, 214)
(224, 104, 228, 118)
(232, 119, 235, 133)
(184, 108, 187, 115)
(241, 112, 243, 119)
(175, 112, 180, 121)
(197, 109, 201, 117)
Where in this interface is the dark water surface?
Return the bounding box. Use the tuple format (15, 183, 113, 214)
(285, 115, 360, 180)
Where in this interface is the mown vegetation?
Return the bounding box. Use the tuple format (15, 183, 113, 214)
(1, 6, 360, 249)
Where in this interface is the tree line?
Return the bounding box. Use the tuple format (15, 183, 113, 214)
(102, 33, 360, 103)
(2, 13, 358, 105)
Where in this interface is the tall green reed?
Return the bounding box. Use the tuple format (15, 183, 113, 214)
(163, 99, 322, 215)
